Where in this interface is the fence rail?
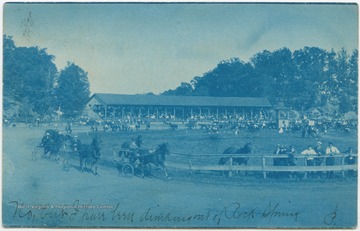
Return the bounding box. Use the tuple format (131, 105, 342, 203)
(167, 153, 357, 179)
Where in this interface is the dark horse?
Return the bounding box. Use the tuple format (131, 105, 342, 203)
(137, 143, 170, 178)
(219, 142, 252, 166)
(219, 142, 252, 176)
(40, 129, 72, 160)
(78, 137, 101, 175)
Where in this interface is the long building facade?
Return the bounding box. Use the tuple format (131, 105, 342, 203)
(85, 93, 273, 121)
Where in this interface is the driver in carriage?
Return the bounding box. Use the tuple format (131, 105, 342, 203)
(40, 132, 52, 155)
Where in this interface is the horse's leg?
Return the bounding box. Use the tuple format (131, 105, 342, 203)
(92, 160, 99, 175)
(140, 164, 145, 178)
(162, 166, 169, 179)
(80, 158, 84, 172)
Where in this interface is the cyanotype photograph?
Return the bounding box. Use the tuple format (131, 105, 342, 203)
(2, 1, 358, 229)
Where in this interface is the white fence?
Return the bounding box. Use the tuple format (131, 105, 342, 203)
(167, 154, 357, 179)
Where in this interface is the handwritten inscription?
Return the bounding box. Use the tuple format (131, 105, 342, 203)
(7, 200, 337, 226)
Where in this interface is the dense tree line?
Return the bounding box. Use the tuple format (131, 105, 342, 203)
(3, 35, 90, 122)
(163, 47, 358, 114)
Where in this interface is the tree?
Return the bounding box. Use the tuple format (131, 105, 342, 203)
(3, 35, 57, 120)
(292, 47, 328, 109)
(163, 82, 193, 96)
(55, 63, 90, 118)
(191, 58, 256, 97)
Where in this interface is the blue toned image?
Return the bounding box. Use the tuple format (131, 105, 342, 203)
(2, 2, 358, 228)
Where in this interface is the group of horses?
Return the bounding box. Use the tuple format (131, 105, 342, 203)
(38, 129, 253, 178)
(39, 129, 101, 175)
(38, 130, 170, 178)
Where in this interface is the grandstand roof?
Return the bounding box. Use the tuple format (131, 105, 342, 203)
(89, 93, 272, 108)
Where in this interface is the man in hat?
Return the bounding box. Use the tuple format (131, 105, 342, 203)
(345, 147, 356, 177)
(325, 142, 340, 179)
(314, 141, 325, 166)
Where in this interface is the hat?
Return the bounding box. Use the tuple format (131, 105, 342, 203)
(317, 141, 322, 145)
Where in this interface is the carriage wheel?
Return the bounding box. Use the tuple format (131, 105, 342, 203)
(122, 163, 134, 177)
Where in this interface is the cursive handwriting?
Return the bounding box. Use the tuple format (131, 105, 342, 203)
(12, 200, 340, 226)
(323, 203, 338, 225)
(262, 202, 300, 222)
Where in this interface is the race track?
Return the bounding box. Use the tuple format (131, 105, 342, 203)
(2, 126, 357, 228)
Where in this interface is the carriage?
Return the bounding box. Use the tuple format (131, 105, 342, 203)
(113, 148, 151, 177)
(31, 129, 75, 171)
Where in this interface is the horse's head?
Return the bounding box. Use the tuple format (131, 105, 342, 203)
(156, 143, 170, 157)
(244, 142, 252, 154)
(136, 135, 143, 147)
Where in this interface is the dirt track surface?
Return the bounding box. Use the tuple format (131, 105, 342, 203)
(2, 126, 357, 228)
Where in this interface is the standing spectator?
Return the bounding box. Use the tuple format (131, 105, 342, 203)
(325, 142, 340, 179)
(301, 145, 318, 178)
(345, 147, 357, 177)
(287, 145, 297, 166)
(65, 122, 72, 134)
(273, 144, 287, 178)
(301, 145, 317, 166)
(314, 141, 325, 166)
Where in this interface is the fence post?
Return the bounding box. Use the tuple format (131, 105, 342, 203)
(341, 155, 345, 178)
(303, 157, 308, 179)
(262, 155, 266, 179)
(229, 157, 233, 177)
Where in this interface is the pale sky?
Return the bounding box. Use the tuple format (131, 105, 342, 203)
(3, 2, 359, 94)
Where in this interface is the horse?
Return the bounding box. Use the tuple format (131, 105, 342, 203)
(169, 123, 178, 130)
(137, 143, 170, 178)
(219, 142, 252, 176)
(78, 137, 101, 175)
(219, 142, 252, 165)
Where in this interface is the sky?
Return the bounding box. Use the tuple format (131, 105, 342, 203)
(3, 2, 359, 95)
